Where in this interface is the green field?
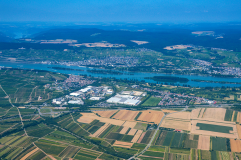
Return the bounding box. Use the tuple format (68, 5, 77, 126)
(131, 143, 147, 150)
(0, 69, 68, 105)
(162, 131, 174, 146)
(170, 132, 186, 148)
(224, 110, 233, 121)
(196, 123, 233, 133)
(141, 130, 155, 144)
(134, 122, 147, 130)
(35, 141, 67, 156)
(142, 96, 161, 106)
(142, 151, 164, 158)
(149, 146, 166, 152)
(183, 134, 198, 149)
(211, 137, 227, 151)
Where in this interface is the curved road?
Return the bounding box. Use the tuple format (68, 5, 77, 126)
(128, 106, 188, 160)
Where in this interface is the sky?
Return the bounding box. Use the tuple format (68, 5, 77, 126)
(0, 0, 241, 23)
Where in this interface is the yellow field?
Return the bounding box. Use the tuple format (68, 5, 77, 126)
(20, 148, 39, 160)
(161, 109, 177, 113)
(137, 110, 164, 124)
(131, 130, 143, 143)
(202, 108, 226, 121)
(113, 110, 139, 121)
(236, 124, 241, 139)
(120, 127, 129, 134)
(113, 141, 133, 148)
(166, 111, 191, 120)
(77, 113, 125, 126)
(122, 121, 137, 128)
(93, 110, 118, 118)
(161, 118, 191, 131)
(128, 129, 137, 135)
(90, 123, 110, 137)
(197, 135, 210, 150)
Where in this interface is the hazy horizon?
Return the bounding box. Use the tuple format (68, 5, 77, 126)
(1, 0, 241, 23)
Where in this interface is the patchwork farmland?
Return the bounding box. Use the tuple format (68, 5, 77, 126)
(1, 107, 241, 160)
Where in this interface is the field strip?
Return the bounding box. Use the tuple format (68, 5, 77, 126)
(140, 155, 162, 159)
(0, 123, 19, 135)
(20, 147, 39, 160)
(128, 128, 137, 135)
(197, 135, 210, 150)
(57, 116, 71, 124)
(120, 126, 129, 134)
(27, 86, 37, 103)
(0, 85, 28, 136)
(33, 142, 54, 160)
(70, 113, 91, 134)
(57, 145, 69, 157)
(91, 123, 110, 137)
(131, 130, 143, 143)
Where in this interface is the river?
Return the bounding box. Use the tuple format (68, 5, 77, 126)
(1, 61, 241, 87)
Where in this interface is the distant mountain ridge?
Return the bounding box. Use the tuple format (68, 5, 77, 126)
(32, 28, 241, 53)
(0, 32, 12, 42)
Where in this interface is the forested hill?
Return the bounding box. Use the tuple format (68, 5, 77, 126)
(32, 28, 241, 52)
(0, 32, 12, 42)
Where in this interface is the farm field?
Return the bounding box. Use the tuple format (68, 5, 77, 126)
(137, 110, 164, 124)
(161, 118, 191, 131)
(112, 110, 139, 121)
(230, 139, 241, 152)
(142, 96, 161, 106)
(93, 110, 118, 118)
(191, 120, 239, 139)
(197, 135, 210, 150)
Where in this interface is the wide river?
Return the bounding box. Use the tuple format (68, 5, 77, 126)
(1, 61, 241, 87)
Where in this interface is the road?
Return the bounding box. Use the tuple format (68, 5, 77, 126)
(128, 106, 188, 160)
(0, 85, 27, 136)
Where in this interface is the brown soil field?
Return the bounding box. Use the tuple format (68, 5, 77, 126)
(137, 110, 164, 124)
(122, 121, 137, 128)
(20, 148, 39, 160)
(137, 132, 146, 143)
(128, 129, 137, 135)
(113, 141, 133, 148)
(120, 127, 130, 134)
(230, 139, 241, 152)
(166, 111, 191, 120)
(191, 120, 239, 139)
(161, 118, 191, 131)
(236, 124, 241, 139)
(90, 123, 110, 137)
(197, 135, 210, 150)
(202, 108, 226, 121)
(77, 113, 125, 126)
(93, 110, 118, 118)
(112, 110, 139, 121)
(131, 130, 143, 143)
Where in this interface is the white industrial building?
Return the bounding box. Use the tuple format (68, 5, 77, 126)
(70, 92, 81, 96)
(107, 94, 141, 106)
(89, 97, 103, 100)
(68, 100, 84, 105)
